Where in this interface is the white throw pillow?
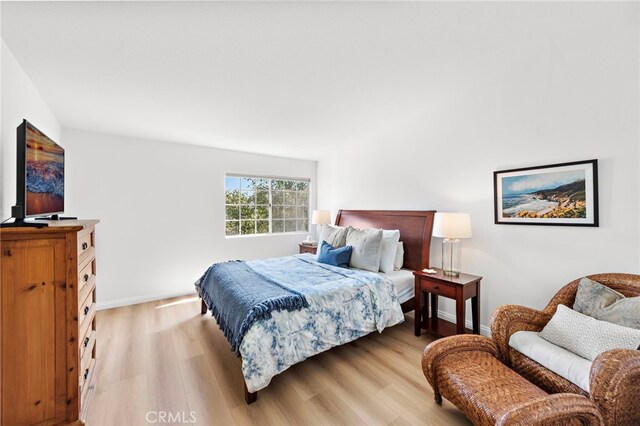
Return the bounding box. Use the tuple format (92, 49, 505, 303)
(394, 242, 404, 271)
(379, 230, 400, 273)
(319, 225, 349, 248)
(346, 227, 383, 272)
(539, 304, 640, 361)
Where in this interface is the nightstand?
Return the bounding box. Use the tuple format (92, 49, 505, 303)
(299, 244, 317, 255)
(414, 268, 481, 337)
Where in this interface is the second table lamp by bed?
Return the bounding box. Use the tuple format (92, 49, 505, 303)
(432, 212, 472, 277)
(311, 210, 331, 241)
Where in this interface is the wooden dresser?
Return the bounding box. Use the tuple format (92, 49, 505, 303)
(0, 220, 99, 425)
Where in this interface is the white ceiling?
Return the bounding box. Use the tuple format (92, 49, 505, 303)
(2, 1, 479, 160)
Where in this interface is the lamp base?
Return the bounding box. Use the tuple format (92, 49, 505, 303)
(441, 238, 462, 278)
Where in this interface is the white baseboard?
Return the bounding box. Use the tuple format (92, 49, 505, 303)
(96, 290, 198, 310)
(436, 309, 491, 336)
(98, 292, 491, 336)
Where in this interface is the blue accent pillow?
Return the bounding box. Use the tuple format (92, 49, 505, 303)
(317, 240, 352, 268)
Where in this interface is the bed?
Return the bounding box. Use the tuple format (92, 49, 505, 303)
(197, 209, 435, 403)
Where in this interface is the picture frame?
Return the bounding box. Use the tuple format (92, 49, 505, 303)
(493, 159, 598, 227)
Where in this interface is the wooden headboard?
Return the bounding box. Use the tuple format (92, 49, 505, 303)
(335, 210, 436, 271)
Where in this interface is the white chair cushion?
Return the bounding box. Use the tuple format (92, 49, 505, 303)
(509, 330, 592, 393)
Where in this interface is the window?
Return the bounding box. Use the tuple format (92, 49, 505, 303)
(225, 175, 309, 236)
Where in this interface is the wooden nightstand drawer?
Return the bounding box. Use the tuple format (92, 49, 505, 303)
(299, 244, 317, 255)
(419, 279, 455, 298)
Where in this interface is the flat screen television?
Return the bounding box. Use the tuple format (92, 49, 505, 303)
(2, 120, 74, 228)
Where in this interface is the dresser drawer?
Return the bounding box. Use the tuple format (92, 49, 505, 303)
(79, 358, 96, 401)
(80, 332, 96, 380)
(79, 291, 96, 341)
(80, 329, 96, 365)
(78, 259, 96, 300)
(77, 230, 94, 259)
(419, 278, 456, 298)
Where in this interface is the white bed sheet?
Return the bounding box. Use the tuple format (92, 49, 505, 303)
(380, 268, 415, 304)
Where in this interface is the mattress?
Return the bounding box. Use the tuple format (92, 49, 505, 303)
(381, 268, 415, 304)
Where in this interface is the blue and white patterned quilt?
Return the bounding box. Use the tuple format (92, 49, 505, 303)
(237, 254, 404, 392)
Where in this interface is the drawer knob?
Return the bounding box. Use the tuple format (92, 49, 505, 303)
(84, 337, 90, 347)
(84, 368, 89, 380)
(83, 274, 89, 282)
(84, 306, 90, 315)
(434, 285, 440, 290)
(82, 242, 88, 250)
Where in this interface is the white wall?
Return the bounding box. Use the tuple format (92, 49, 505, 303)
(1, 39, 60, 219)
(62, 128, 316, 309)
(317, 2, 640, 333)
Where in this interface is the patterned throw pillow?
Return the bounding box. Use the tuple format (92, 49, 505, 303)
(574, 277, 640, 330)
(540, 305, 640, 361)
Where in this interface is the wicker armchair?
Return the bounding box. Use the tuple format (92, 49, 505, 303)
(490, 273, 640, 426)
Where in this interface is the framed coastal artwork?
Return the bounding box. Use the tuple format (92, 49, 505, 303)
(494, 159, 598, 227)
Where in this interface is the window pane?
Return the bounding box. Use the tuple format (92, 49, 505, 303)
(285, 206, 296, 219)
(241, 178, 255, 190)
(225, 177, 241, 190)
(257, 220, 269, 234)
(272, 191, 284, 205)
(296, 191, 308, 206)
(296, 206, 308, 219)
(254, 179, 269, 190)
(240, 205, 255, 220)
(226, 221, 239, 236)
(256, 205, 269, 219)
(271, 180, 286, 191)
(284, 220, 296, 232)
(297, 219, 308, 232)
(225, 189, 239, 204)
(272, 205, 284, 219)
(284, 191, 296, 205)
(295, 181, 309, 191)
(273, 220, 284, 233)
(256, 190, 269, 205)
(240, 220, 255, 235)
(240, 190, 255, 205)
(226, 205, 239, 220)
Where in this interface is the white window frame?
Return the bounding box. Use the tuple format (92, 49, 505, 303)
(224, 174, 310, 237)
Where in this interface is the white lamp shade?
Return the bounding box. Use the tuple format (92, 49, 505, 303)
(311, 210, 331, 225)
(432, 212, 472, 239)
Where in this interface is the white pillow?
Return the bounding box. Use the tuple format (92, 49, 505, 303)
(539, 304, 640, 361)
(379, 230, 400, 273)
(394, 242, 404, 270)
(346, 227, 383, 272)
(319, 225, 349, 248)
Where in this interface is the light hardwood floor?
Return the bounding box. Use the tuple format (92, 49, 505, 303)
(86, 295, 470, 426)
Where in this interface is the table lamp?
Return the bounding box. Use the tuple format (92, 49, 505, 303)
(311, 210, 331, 241)
(432, 212, 472, 277)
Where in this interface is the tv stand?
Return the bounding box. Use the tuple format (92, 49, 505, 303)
(0, 218, 48, 228)
(35, 214, 78, 221)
